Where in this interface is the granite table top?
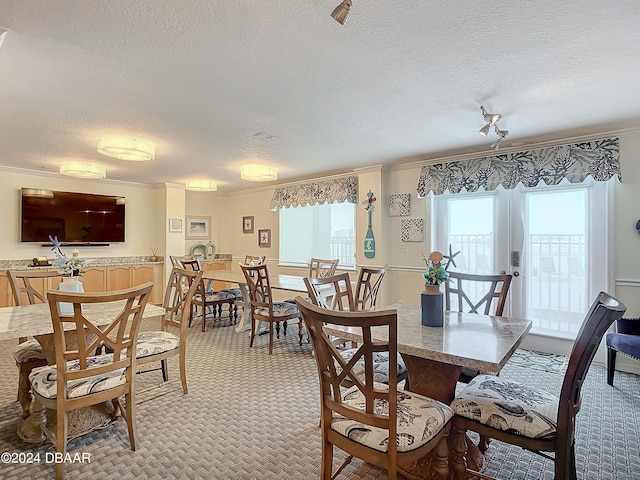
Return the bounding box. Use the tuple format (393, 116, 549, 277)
(323, 303, 532, 374)
(0, 301, 165, 340)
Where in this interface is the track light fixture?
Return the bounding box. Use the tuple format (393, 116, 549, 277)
(331, 0, 352, 25)
(479, 105, 509, 149)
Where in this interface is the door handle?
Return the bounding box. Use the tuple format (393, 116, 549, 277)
(499, 270, 506, 275)
(513, 271, 520, 277)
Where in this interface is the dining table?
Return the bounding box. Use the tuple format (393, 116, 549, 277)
(202, 270, 310, 334)
(322, 302, 532, 480)
(0, 300, 165, 444)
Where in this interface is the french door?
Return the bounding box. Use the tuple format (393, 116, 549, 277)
(432, 179, 613, 339)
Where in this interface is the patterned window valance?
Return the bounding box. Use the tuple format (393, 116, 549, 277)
(417, 137, 620, 196)
(269, 175, 358, 210)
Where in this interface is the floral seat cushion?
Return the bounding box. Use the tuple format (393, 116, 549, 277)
(221, 288, 243, 300)
(254, 302, 299, 318)
(29, 353, 126, 400)
(339, 349, 407, 384)
(331, 383, 453, 453)
(14, 338, 47, 363)
(194, 290, 235, 303)
(136, 331, 179, 358)
(451, 374, 559, 440)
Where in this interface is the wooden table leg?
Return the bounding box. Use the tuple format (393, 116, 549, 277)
(398, 354, 484, 480)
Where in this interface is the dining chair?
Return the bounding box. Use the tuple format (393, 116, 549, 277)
(295, 297, 453, 480)
(7, 269, 62, 418)
(449, 292, 626, 480)
(445, 271, 513, 383)
(444, 271, 512, 316)
(29, 283, 153, 480)
(606, 316, 640, 386)
(136, 267, 202, 394)
(354, 264, 387, 311)
(176, 257, 236, 329)
(241, 263, 302, 355)
(220, 255, 266, 313)
(305, 273, 409, 388)
(309, 258, 340, 278)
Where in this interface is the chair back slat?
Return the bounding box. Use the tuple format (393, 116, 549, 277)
(354, 265, 387, 311)
(244, 255, 266, 265)
(178, 258, 202, 271)
(309, 258, 339, 278)
(295, 298, 398, 438)
(556, 292, 626, 451)
(46, 283, 153, 400)
(304, 273, 355, 311)
(445, 271, 512, 316)
(8, 269, 63, 306)
(163, 267, 202, 330)
(241, 263, 273, 310)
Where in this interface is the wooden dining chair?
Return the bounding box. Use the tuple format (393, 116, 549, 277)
(220, 255, 266, 313)
(241, 263, 302, 355)
(176, 257, 236, 329)
(7, 269, 63, 418)
(449, 292, 627, 480)
(445, 271, 512, 383)
(29, 283, 153, 480)
(136, 267, 202, 394)
(305, 273, 409, 388)
(304, 273, 355, 312)
(295, 297, 453, 480)
(354, 264, 387, 311)
(309, 258, 340, 278)
(445, 271, 512, 316)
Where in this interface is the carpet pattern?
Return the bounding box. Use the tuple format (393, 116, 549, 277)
(0, 316, 639, 480)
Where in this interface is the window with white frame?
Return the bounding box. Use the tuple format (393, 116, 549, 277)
(279, 201, 356, 268)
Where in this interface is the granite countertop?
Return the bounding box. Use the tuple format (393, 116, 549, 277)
(0, 256, 165, 270)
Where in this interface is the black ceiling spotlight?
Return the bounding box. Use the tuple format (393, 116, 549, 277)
(331, 0, 352, 25)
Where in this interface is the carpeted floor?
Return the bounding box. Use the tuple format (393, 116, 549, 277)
(0, 315, 639, 480)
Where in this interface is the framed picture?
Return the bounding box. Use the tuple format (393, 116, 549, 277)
(185, 215, 211, 240)
(243, 216, 254, 234)
(169, 218, 183, 233)
(258, 229, 271, 248)
(401, 218, 424, 242)
(388, 193, 411, 216)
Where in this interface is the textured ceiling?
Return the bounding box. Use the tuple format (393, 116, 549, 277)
(0, 0, 639, 191)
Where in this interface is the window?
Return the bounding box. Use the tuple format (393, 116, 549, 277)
(432, 178, 614, 339)
(279, 201, 356, 268)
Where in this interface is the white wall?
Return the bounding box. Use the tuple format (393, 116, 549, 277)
(0, 168, 160, 260)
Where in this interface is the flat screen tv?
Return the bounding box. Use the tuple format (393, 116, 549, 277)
(21, 188, 125, 244)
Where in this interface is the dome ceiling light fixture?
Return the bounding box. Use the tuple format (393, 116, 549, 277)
(185, 180, 218, 192)
(240, 164, 278, 182)
(331, 0, 352, 25)
(478, 105, 509, 150)
(60, 161, 106, 179)
(97, 136, 155, 161)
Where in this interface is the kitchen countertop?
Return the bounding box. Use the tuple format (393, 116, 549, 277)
(0, 256, 165, 270)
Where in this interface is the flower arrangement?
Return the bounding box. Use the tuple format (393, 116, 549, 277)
(49, 235, 86, 276)
(422, 251, 449, 286)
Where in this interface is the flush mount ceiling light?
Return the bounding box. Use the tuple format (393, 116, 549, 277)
(97, 136, 155, 161)
(478, 105, 509, 150)
(331, 0, 352, 25)
(60, 161, 106, 179)
(186, 180, 218, 192)
(240, 164, 278, 182)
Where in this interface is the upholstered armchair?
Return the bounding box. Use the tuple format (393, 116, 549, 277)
(606, 316, 640, 386)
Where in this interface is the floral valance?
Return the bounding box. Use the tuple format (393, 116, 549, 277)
(269, 176, 358, 210)
(417, 137, 620, 196)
